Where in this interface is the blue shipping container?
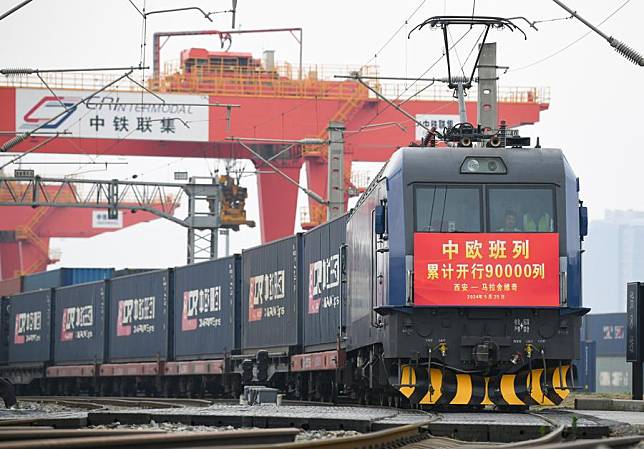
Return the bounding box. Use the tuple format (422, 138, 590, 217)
(8, 289, 53, 364)
(53, 281, 107, 365)
(107, 270, 171, 362)
(574, 340, 597, 392)
(23, 268, 114, 292)
(582, 313, 626, 357)
(173, 256, 240, 360)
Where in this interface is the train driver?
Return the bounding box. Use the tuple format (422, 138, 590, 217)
(498, 209, 522, 232)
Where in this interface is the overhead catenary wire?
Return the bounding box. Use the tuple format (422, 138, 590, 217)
(510, 0, 635, 72)
(354, 28, 473, 134)
(361, 0, 427, 69)
(550, 0, 643, 66)
(0, 69, 136, 155)
(0, 135, 60, 170)
(531, 14, 573, 26)
(0, 0, 34, 22)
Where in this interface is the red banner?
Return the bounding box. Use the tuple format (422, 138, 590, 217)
(413, 233, 560, 307)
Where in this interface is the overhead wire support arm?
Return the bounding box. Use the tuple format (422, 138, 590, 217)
(0, 67, 146, 154)
(335, 74, 436, 137)
(0, 66, 148, 76)
(550, 0, 644, 66)
(0, 135, 60, 170)
(144, 7, 216, 22)
(227, 137, 327, 205)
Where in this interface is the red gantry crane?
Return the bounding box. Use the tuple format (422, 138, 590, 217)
(0, 28, 549, 277)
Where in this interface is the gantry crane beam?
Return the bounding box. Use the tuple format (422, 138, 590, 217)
(0, 176, 184, 224)
(0, 175, 251, 263)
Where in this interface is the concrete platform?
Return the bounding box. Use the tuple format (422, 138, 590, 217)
(0, 409, 87, 428)
(575, 398, 644, 413)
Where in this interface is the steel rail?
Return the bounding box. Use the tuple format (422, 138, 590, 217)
(0, 429, 164, 441)
(230, 421, 432, 449)
(18, 396, 213, 409)
(0, 428, 300, 449)
(525, 435, 644, 449)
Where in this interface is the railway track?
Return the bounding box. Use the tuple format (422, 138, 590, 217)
(0, 427, 300, 448)
(17, 396, 215, 409)
(0, 417, 640, 449)
(2, 397, 642, 449)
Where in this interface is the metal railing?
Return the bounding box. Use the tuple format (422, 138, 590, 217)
(0, 72, 142, 92)
(0, 60, 550, 104)
(375, 82, 550, 104)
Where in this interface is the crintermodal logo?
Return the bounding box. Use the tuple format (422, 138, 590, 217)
(20, 96, 79, 130)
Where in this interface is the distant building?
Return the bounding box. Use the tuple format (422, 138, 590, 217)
(583, 210, 644, 313)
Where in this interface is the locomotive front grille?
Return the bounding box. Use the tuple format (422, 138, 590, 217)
(398, 364, 572, 406)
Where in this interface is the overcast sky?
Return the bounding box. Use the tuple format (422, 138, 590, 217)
(1, 0, 644, 310)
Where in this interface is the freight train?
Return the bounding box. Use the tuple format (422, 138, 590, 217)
(0, 142, 587, 409)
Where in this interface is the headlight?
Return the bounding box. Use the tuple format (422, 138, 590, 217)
(460, 157, 507, 174)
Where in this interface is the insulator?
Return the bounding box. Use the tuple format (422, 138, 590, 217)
(0, 68, 35, 76)
(450, 75, 470, 84)
(0, 134, 28, 152)
(610, 39, 644, 66)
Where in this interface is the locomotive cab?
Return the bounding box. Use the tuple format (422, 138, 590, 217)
(345, 146, 587, 408)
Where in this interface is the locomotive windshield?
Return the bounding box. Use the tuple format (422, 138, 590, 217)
(414, 184, 555, 233)
(488, 186, 555, 232)
(414, 185, 482, 232)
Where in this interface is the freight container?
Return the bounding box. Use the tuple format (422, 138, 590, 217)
(8, 290, 52, 364)
(112, 268, 155, 278)
(574, 340, 597, 392)
(23, 268, 114, 292)
(107, 270, 171, 362)
(53, 281, 107, 365)
(582, 313, 626, 356)
(302, 214, 347, 350)
(596, 356, 630, 394)
(0, 299, 9, 365)
(0, 277, 23, 297)
(173, 256, 240, 360)
(242, 234, 302, 351)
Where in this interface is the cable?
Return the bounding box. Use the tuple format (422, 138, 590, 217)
(510, 0, 632, 72)
(448, 28, 467, 78)
(532, 14, 573, 26)
(361, 0, 427, 69)
(461, 27, 486, 72)
(359, 28, 472, 131)
(0, 0, 34, 22)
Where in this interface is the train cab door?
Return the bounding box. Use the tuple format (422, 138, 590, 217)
(372, 201, 389, 328)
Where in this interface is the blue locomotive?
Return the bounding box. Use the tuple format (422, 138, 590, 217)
(346, 145, 587, 407)
(0, 141, 587, 409)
